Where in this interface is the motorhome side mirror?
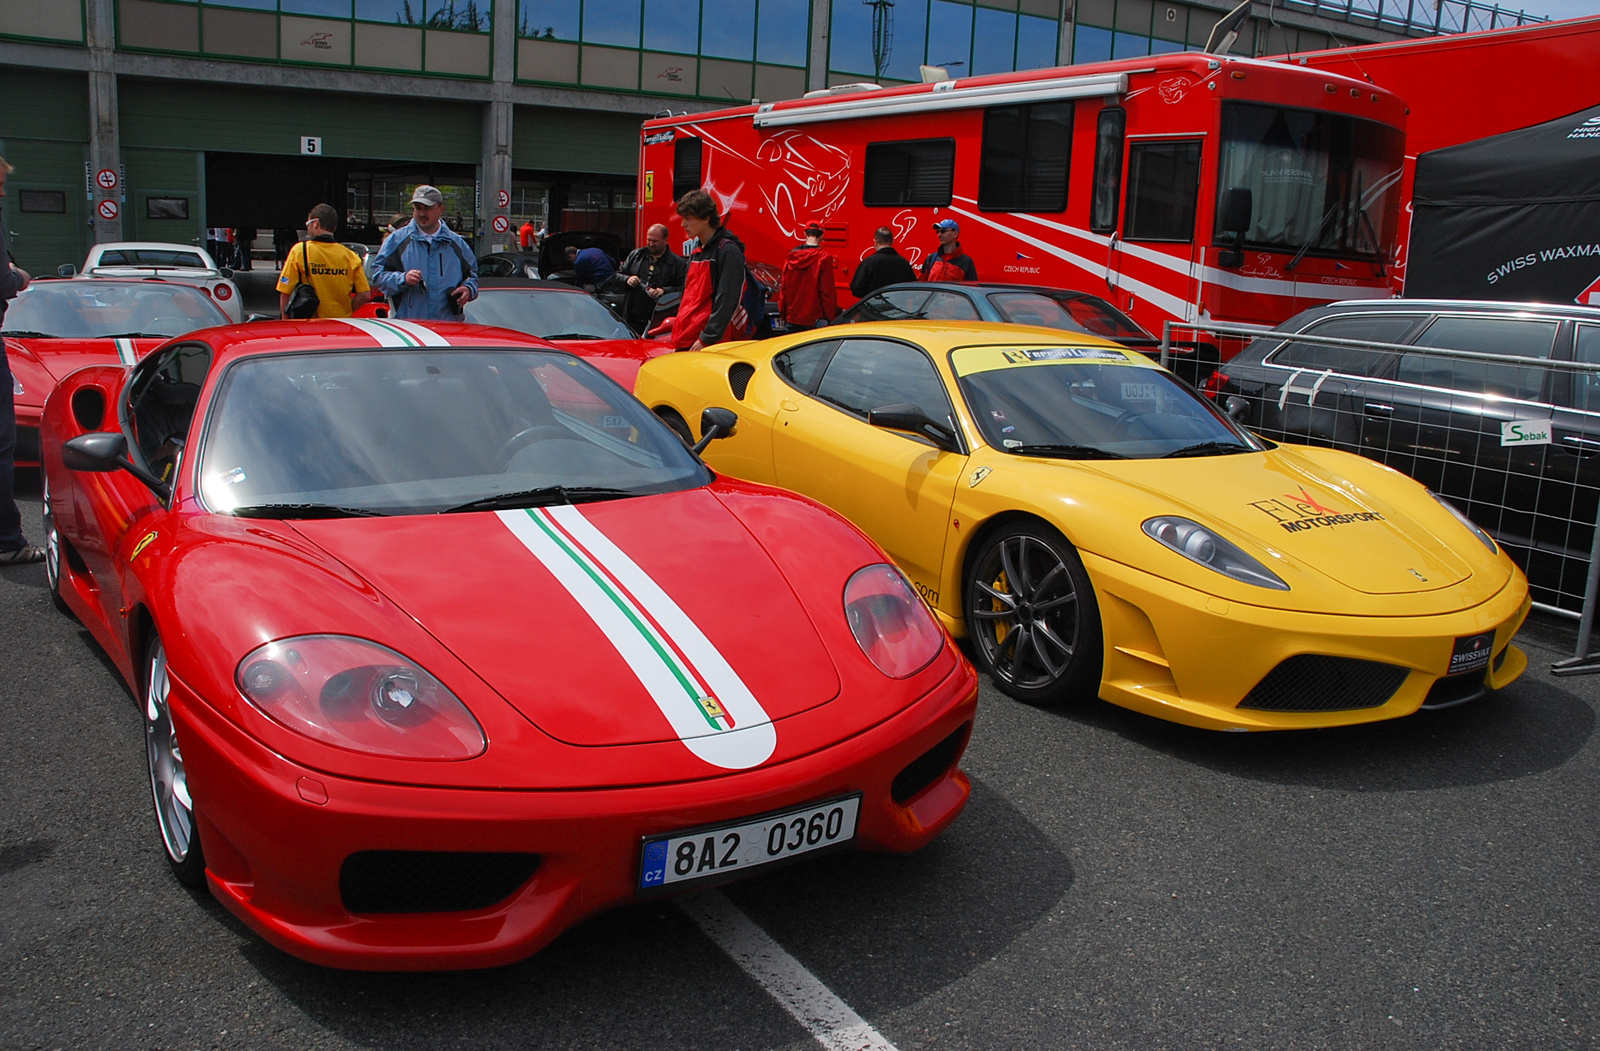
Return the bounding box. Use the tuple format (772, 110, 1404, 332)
(62, 431, 129, 472)
(1217, 187, 1252, 269)
(1219, 187, 1253, 233)
(57, 264, 77, 278)
(868, 402, 959, 452)
(692, 406, 739, 453)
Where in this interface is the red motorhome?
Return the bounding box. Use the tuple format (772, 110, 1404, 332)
(1289, 15, 1600, 293)
(637, 53, 1407, 342)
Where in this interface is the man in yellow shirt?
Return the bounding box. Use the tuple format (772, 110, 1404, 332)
(276, 203, 373, 318)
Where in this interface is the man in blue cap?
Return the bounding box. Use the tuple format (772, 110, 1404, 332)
(371, 184, 479, 321)
(920, 218, 978, 282)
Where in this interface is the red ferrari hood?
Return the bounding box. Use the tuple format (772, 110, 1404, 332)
(292, 489, 841, 762)
(552, 337, 669, 388)
(6, 336, 157, 387)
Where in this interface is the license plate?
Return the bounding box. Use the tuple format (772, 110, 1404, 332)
(1449, 632, 1495, 676)
(638, 795, 861, 893)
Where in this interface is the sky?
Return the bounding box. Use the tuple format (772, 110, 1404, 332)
(1524, 0, 1600, 17)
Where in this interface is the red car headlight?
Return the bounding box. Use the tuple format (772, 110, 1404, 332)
(843, 564, 944, 679)
(213, 282, 233, 301)
(236, 635, 486, 759)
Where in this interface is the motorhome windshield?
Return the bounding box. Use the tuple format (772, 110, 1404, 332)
(1216, 102, 1404, 261)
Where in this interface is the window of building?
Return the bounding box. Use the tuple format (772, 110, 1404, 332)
(146, 197, 190, 220)
(1090, 106, 1125, 233)
(1016, 14, 1058, 70)
(584, 0, 640, 46)
(970, 5, 1017, 76)
(673, 137, 703, 201)
(643, 0, 698, 51)
(757, 0, 808, 66)
(18, 190, 66, 214)
(1125, 139, 1201, 242)
(927, 0, 973, 75)
(864, 139, 955, 208)
(1111, 32, 1151, 58)
(701, 0, 755, 59)
(1073, 24, 1113, 63)
(979, 100, 1072, 213)
(519, 0, 579, 39)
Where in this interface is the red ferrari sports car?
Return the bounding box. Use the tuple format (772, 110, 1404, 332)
(40, 316, 976, 970)
(4, 277, 231, 466)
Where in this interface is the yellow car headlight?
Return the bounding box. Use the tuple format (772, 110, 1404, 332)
(1142, 516, 1289, 591)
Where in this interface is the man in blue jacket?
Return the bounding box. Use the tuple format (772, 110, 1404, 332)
(371, 185, 479, 320)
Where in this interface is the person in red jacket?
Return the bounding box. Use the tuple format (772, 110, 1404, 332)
(673, 189, 751, 352)
(778, 222, 839, 332)
(920, 217, 978, 282)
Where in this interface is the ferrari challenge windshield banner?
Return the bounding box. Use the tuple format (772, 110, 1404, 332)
(952, 345, 1139, 376)
(497, 506, 777, 770)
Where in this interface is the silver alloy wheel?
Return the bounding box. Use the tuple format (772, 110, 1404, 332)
(145, 640, 194, 864)
(969, 533, 1081, 691)
(42, 474, 60, 592)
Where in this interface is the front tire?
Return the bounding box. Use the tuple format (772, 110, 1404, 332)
(145, 634, 206, 888)
(42, 474, 72, 617)
(964, 521, 1103, 705)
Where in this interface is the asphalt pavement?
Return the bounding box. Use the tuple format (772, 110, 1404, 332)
(2, 473, 1597, 1051)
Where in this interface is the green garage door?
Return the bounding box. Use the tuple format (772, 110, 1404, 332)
(0, 139, 90, 275)
(124, 148, 205, 250)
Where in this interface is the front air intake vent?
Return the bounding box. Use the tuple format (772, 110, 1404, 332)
(1238, 655, 1408, 712)
(340, 851, 540, 914)
(892, 723, 971, 804)
(728, 362, 757, 400)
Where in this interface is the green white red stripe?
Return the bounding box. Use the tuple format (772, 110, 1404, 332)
(334, 316, 452, 347)
(497, 505, 777, 770)
(115, 338, 137, 366)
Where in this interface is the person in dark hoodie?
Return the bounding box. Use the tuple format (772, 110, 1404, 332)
(850, 225, 917, 298)
(778, 222, 838, 332)
(673, 189, 751, 352)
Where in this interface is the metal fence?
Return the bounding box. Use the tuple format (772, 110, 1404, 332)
(1162, 319, 1600, 672)
(1278, 0, 1547, 36)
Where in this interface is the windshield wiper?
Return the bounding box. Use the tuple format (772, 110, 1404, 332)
(542, 331, 605, 341)
(231, 503, 388, 519)
(100, 332, 172, 340)
(2, 330, 58, 338)
(1285, 201, 1343, 273)
(1162, 441, 1254, 459)
(441, 486, 636, 514)
(1005, 443, 1126, 460)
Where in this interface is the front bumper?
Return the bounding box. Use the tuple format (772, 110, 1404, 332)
(172, 658, 978, 970)
(1084, 551, 1531, 731)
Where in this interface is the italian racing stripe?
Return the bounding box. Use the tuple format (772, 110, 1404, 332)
(334, 317, 452, 347)
(497, 506, 778, 769)
(115, 338, 137, 366)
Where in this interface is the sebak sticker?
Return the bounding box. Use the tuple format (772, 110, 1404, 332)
(1501, 419, 1552, 446)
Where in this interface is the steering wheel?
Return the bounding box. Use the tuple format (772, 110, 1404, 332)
(496, 425, 571, 468)
(1110, 411, 1159, 439)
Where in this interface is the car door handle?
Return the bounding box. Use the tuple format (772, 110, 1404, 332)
(1559, 433, 1600, 455)
(1363, 402, 1394, 418)
(780, 399, 799, 412)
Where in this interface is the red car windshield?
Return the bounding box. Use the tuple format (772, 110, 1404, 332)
(198, 348, 710, 517)
(987, 291, 1149, 340)
(2, 281, 228, 339)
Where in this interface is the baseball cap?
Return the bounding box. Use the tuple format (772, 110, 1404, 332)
(804, 222, 824, 237)
(934, 218, 960, 232)
(410, 184, 445, 207)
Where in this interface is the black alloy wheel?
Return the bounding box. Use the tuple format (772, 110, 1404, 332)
(964, 520, 1103, 705)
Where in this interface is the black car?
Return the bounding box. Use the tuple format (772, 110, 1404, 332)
(837, 282, 1220, 385)
(476, 250, 542, 279)
(1213, 298, 1600, 611)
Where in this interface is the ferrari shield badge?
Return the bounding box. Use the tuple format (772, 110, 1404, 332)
(969, 466, 992, 488)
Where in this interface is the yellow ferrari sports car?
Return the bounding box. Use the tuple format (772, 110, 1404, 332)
(636, 323, 1531, 731)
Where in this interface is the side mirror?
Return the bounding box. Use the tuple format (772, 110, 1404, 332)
(62, 431, 128, 472)
(219, 266, 236, 279)
(692, 406, 739, 454)
(868, 402, 959, 452)
(57, 264, 78, 278)
(61, 431, 172, 499)
(1217, 187, 1252, 269)
(1225, 395, 1250, 422)
(244, 313, 273, 323)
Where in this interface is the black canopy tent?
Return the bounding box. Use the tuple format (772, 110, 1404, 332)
(1405, 102, 1600, 304)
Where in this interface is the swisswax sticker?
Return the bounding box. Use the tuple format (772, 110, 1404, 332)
(497, 505, 777, 770)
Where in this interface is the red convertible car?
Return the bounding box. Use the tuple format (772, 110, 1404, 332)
(40, 316, 976, 970)
(4, 277, 231, 466)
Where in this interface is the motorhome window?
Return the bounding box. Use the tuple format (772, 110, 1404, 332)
(864, 139, 955, 207)
(673, 137, 704, 201)
(979, 101, 1073, 213)
(1090, 107, 1125, 233)
(1125, 140, 1202, 243)
(1217, 102, 1403, 260)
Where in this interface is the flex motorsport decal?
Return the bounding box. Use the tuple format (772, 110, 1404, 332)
(497, 506, 777, 770)
(1250, 487, 1385, 534)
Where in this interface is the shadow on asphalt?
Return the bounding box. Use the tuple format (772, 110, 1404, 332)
(222, 781, 1071, 1047)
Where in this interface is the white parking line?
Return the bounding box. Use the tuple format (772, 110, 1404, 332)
(678, 890, 899, 1051)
